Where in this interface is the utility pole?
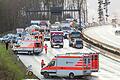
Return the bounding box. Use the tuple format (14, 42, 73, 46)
(78, 0, 83, 29)
(103, 0, 110, 23)
(98, 0, 104, 24)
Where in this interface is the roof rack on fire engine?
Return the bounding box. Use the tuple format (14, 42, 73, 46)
(66, 52, 91, 55)
(66, 52, 99, 55)
(55, 52, 85, 56)
(55, 52, 99, 57)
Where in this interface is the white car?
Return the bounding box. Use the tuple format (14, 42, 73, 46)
(72, 39, 83, 49)
(0, 37, 3, 42)
(44, 34, 50, 41)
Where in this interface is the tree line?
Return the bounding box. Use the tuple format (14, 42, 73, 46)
(0, 0, 86, 34)
(0, 0, 27, 34)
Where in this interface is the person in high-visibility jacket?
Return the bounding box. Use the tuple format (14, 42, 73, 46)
(41, 59, 45, 68)
(44, 44, 48, 54)
(39, 32, 44, 42)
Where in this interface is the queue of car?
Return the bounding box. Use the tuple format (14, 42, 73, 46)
(0, 19, 99, 79)
(0, 19, 83, 50)
(0, 34, 21, 43)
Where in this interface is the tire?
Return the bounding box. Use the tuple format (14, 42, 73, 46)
(14, 51, 18, 54)
(80, 45, 83, 49)
(60, 45, 63, 48)
(48, 39, 50, 41)
(69, 73, 74, 79)
(35, 52, 40, 55)
(43, 72, 49, 78)
(69, 43, 72, 47)
(28, 51, 31, 55)
(51, 45, 54, 48)
(28, 71, 33, 76)
(71, 44, 73, 47)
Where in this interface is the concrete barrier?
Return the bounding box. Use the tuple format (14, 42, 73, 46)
(82, 27, 120, 55)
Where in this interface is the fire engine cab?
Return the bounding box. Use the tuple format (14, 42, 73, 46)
(41, 52, 99, 78)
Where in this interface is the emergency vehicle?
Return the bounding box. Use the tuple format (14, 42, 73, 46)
(50, 31, 64, 48)
(12, 39, 43, 55)
(41, 52, 99, 78)
(32, 32, 44, 43)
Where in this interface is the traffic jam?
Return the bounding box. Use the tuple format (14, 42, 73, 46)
(0, 19, 99, 79)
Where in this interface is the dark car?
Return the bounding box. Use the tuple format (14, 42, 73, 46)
(115, 30, 120, 35)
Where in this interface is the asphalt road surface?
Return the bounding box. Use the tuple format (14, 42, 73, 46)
(18, 39, 120, 80)
(84, 25, 120, 49)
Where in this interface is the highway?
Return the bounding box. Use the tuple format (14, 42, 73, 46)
(83, 25, 120, 51)
(18, 39, 120, 80)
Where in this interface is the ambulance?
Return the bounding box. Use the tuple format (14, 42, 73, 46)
(41, 52, 99, 78)
(12, 39, 43, 55)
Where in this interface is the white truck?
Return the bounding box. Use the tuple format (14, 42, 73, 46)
(69, 31, 83, 49)
(30, 20, 50, 32)
(16, 28, 24, 34)
(41, 52, 99, 78)
(16, 28, 24, 37)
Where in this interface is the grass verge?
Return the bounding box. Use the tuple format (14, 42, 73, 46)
(0, 42, 38, 80)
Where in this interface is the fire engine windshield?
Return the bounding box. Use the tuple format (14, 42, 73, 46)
(40, 22, 48, 27)
(48, 61, 55, 66)
(52, 35, 63, 40)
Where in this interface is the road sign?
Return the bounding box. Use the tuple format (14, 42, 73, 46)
(50, 7, 63, 15)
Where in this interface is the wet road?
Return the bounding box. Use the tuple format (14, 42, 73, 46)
(19, 40, 120, 80)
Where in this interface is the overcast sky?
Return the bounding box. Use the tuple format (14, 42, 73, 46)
(87, 0, 120, 22)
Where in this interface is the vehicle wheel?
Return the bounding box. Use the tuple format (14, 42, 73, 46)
(60, 45, 63, 48)
(35, 52, 40, 55)
(48, 39, 50, 41)
(69, 43, 72, 47)
(28, 51, 31, 55)
(71, 44, 73, 47)
(80, 45, 83, 49)
(43, 72, 49, 78)
(51, 45, 54, 48)
(69, 73, 74, 79)
(28, 71, 33, 76)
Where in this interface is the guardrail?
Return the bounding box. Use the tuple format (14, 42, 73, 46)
(82, 27, 120, 55)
